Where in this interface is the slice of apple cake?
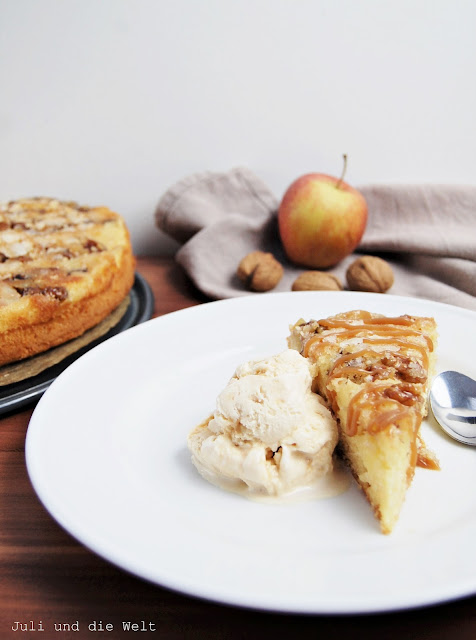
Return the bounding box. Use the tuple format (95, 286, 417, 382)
(288, 309, 439, 534)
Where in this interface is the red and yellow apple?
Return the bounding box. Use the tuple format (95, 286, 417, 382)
(277, 158, 368, 269)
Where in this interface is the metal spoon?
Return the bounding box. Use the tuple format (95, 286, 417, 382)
(430, 371, 476, 445)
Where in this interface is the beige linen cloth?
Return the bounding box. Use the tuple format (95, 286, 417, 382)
(155, 167, 476, 311)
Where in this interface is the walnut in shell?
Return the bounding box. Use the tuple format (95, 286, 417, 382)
(292, 271, 342, 291)
(237, 251, 283, 292)
(346, 255, 394, 293)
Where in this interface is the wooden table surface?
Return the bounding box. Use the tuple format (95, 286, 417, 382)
(1, 255, 475, 639)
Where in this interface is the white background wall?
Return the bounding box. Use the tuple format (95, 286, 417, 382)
(1, 0, 475, 255)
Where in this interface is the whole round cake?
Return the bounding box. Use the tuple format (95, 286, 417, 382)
(0, 197, 135, 367)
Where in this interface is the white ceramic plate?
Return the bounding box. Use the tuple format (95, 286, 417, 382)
(26, 292, 476, 614)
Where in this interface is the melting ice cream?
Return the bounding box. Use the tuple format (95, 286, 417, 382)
(188, 349, 342, 499)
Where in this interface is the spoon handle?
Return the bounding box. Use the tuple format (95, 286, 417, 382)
(448, 407, 476, 418)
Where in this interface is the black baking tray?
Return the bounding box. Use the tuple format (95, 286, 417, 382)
(0, 272, 154, 415)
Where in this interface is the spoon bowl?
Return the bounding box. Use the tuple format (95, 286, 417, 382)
(430, 371, 476, 445)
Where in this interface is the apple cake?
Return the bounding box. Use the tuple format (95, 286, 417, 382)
(0, 197, 135, 367)
(288, 310, 439, 534)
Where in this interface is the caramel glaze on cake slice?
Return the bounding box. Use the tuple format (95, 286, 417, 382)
(0, 197, 135, 366)
(288, 310, 439, 534)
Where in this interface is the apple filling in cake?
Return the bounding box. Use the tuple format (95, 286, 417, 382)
(288, 310, 439, 534)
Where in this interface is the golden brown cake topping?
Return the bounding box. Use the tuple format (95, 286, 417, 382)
(0, 197, 135, 366)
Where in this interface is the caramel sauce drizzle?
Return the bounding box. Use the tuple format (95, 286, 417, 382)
(361, 337, 429, 369)
(417, 452, 440, 471)
(304, 324, 433, 357)
(345, 386, 413, 437)
(301, 313, 434, 469)
(328, 348, 382, 384)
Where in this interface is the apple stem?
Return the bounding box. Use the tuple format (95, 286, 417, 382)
(336, 154, 348, 190)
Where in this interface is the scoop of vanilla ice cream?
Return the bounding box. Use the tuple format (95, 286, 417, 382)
(187, 349, 338, 497)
